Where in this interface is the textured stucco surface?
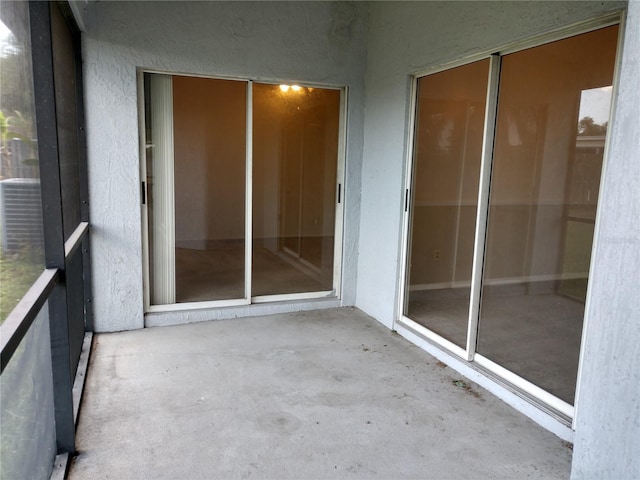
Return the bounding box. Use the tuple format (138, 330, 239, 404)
(83, 1, 367, 331)
(357, 0, 626, 328)
(571, 2, 640, 478)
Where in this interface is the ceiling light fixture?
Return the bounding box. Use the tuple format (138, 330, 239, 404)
(280, 84, 305, 93)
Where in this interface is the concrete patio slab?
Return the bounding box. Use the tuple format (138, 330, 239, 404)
(69, 307, 572, 479)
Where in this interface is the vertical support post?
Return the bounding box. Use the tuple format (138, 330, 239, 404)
(72, 21, 93, 332)
(29, 1, 75, 454)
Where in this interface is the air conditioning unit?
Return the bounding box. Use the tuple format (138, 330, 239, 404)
(0, 178, 44, 254)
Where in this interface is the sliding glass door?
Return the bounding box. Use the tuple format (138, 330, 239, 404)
(144, 74, 247, 305)
(253, 84, 340, 297)
(141, 75, 343, 309)
(476, 25, 618, 406)
(405, 59, 489, 350)
(402, 23, 619, 413)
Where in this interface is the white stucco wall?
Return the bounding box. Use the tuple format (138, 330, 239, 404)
(83, 1, 367, 331)
(571, 2, 640, 478)
(357, 0, 626, 328)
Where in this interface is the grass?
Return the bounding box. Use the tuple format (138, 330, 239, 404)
(0, 246, 44, 323)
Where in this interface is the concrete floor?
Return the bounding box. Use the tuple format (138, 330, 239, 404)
(69, 308, 572, 479)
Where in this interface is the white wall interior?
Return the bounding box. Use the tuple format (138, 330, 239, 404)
(83, 1, 367, 331)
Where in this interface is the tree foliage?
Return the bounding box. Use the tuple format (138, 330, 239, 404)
(578, 116, 608, 136)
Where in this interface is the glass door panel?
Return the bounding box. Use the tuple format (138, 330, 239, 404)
(405, 60, 489, 349)
(477, 25, 618, 404)
(145, 74, 247, 304)
(252, 83, 340, 297)
(144, 75, 343, 307)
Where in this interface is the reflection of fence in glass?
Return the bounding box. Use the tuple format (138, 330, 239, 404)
(1, 135, 39, 179)
(558, 132, 607, 302)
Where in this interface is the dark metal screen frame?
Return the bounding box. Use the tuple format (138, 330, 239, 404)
(0, 0, 92, 459)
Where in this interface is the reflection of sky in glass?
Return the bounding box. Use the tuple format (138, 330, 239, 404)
(1, 19, 20, 57)
(579, 86, 613, 125)
(0, 19, 12, 44)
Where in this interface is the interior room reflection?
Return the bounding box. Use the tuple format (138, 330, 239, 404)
(145, 75, 339, 304)
(406, 58, 489, 349)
